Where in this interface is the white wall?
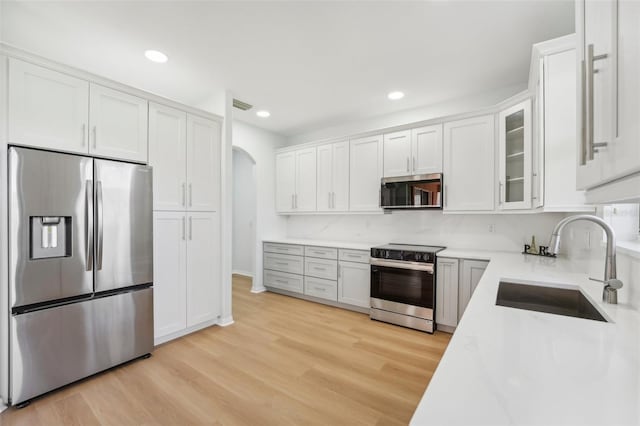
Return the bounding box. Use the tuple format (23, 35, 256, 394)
(286, 83, 524, 145)
(232, 149, 256, 276)
(232, 120, 287, 292)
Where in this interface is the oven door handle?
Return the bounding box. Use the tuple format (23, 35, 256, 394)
(370, 258, 434, 272)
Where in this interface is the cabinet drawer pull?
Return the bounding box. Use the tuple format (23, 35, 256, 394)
(313, 266, 326, 271)
(275, 279, 288, 284)
(313, 286, 326, 292)
(275, 261, 288, 266)
(347, 254, 360, 258)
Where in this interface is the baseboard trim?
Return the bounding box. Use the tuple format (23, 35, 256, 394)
(264, 286, 370, 314)
(250, 286, 267, 294)
(217, 316, 235, 327)
(232, 270, 254, 278)
(154, 318, 218, 346)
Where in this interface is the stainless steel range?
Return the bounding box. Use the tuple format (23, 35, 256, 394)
(370, 244, 445, 333)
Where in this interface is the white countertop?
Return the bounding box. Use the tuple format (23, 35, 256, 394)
(262, 238, 380, 251)
(411, 250, 640, 426)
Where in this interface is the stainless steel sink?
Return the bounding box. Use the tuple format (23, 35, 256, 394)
(496, 281, 607, 322)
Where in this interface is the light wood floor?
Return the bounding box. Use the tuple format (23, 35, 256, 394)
(0, 275, 451, 426)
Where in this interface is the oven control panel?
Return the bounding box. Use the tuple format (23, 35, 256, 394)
(370, 248, 436, 263)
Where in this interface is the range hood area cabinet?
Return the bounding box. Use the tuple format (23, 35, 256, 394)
(574, 0, 640, 204)
(382, 124, 443, 178)
(8, 58, 148, 163)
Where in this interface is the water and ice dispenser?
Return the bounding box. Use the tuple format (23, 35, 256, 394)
(30, 216, 71, 259)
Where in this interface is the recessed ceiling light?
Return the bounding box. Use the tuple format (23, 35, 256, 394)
(144, 50, 168, 63)
(388, 91, 405, 100)
(256, 110, 271, 118)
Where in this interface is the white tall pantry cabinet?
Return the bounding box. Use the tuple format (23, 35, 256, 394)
(149, 103, 222, 344)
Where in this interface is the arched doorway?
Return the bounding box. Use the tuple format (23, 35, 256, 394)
(232, 147, 257, 287)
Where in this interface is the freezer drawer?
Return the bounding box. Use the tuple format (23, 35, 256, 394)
(10, 287, 153, 405)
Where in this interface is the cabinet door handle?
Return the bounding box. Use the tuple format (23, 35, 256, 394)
(182, 183, 186, 207)
(188, 184, 193, 207)
(580, 59, 588, 166)
(406, 157, 410, 172)
(189, 216, 193, 240)
(92, 126, 97, 149)
(182, 216, 186, 240)
(586, 43, 609, 161)
(499, 182, 503, 205)
(338, 264, 341, 279)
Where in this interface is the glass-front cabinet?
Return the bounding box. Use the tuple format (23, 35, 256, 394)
(498, 99, 532, 210)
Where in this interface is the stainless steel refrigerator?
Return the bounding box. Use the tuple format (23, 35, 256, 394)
(8, 147, 154, 405)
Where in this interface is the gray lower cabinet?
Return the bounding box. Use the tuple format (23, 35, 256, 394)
(304, 276, 337, 301)
(264, 242, 370, 312)
(337, 260, 370, 308)
(435, 257, 488, 332)
(435, 258, 459, 329)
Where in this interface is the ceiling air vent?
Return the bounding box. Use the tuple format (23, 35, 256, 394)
(233, 98, 253, 111)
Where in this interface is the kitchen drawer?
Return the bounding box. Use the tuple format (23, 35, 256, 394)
(264, 252, 304, 275)
(304, 257, 338, 280)
(338, 249, 370, 264)
(304, 276, 338, 302)
(263, 242, 304, 256)
(264, 270, 303, 293)
(304, 246, 338, 260)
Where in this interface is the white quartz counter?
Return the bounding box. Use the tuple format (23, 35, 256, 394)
(262, 238, 380, 252)
(411, 250, 640, 426)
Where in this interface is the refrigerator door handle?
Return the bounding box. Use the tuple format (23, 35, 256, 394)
(85, 180, 94, 271)
(96, 181, 104, 270)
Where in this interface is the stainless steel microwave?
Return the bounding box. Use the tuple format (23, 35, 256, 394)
(380, 173, 443, 209)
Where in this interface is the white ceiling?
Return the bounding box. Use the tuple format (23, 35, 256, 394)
(1, 1, 574, 136)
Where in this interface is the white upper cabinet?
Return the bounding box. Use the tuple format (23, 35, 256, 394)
(276, 152, 296, 212)
(275, 147, 317, 213)
(542, 47, 588, 211)
(383, 126, 443, 178)
(575, 0, 615, 189)
(383, 130, 412, 177)
(8, 59, 89, 154)
(443, 115, 495, 211)
(294, 147, 317, 212)
(149, 103, 187, 211)
(613, 1, 640, 181)
(316, 141, 349, 212)
(186, 115, 221, 212)
(332, 141, 350, 211)
(186, 211, 221, 327)
(350, 135, 383, 211)
(89, 83, 148, 162)
(498, 99, 532, 210)
(412, 124, 443, 175)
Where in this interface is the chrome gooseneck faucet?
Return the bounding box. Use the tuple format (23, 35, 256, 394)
(548, 214, 623, 304)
